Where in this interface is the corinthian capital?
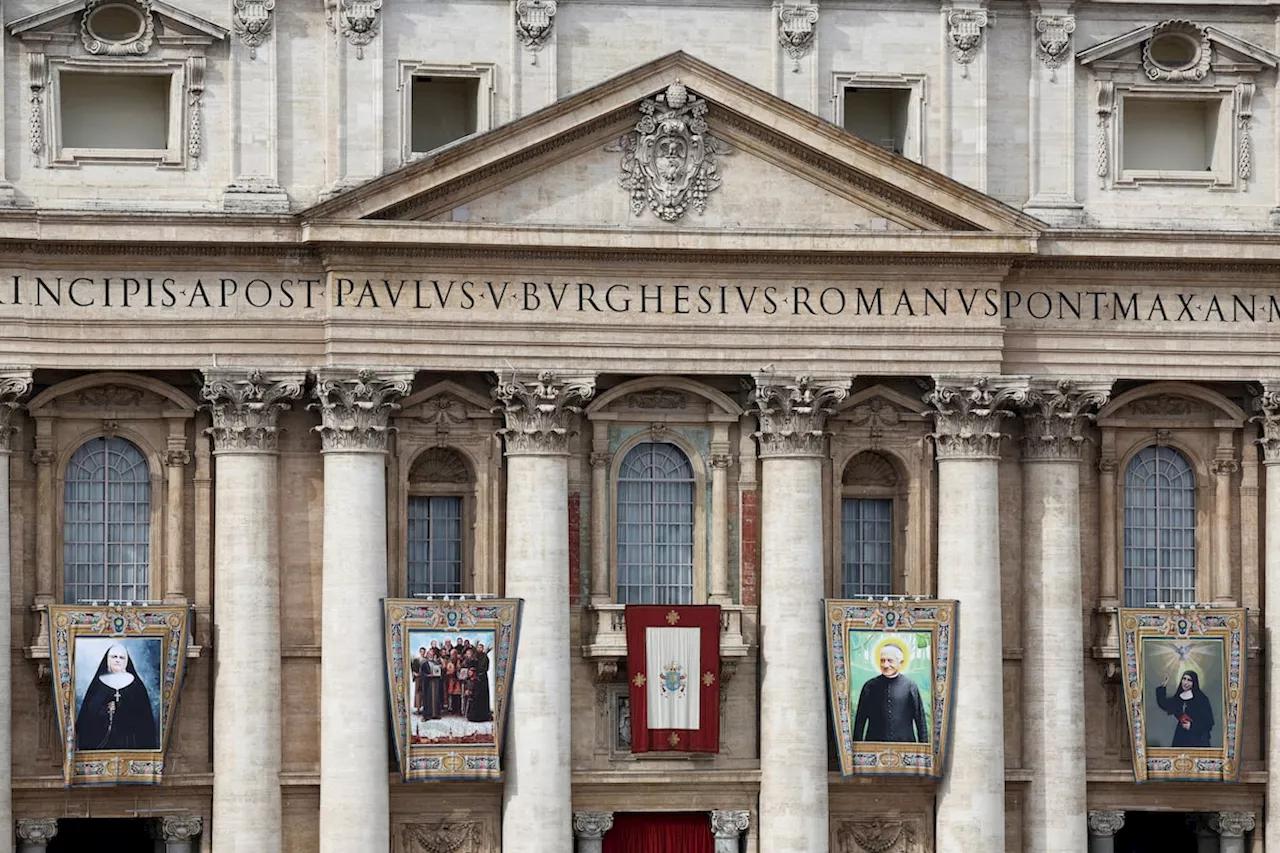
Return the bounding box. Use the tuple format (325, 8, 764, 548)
(311, 368, 413, 453)
(201, 369, 305, 454)
(0, 368, 33, 453)
(751, 374, 850, 458)
(492, 370, 595, 456)
(1253, 381, 1280, 463)
(925, 375, 1031, 460)
(1019, 378, 1111, 461)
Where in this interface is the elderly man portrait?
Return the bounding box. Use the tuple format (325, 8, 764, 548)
(851, 641, 929, 743)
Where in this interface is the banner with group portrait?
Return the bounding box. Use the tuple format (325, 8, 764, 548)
(823, 598, 958, 778)
(48, 604, 192, 786)
(1120, 607, 1246, 783)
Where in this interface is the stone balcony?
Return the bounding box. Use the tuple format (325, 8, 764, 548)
(581, 603, 750, 682)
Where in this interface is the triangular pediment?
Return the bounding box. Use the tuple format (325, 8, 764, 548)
(1078, 20, 1278, 72)
(9, 0, 227, 43)
(305, 53, 1041, 238)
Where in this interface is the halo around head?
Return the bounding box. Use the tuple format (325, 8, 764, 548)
(873, 637, 911, 672)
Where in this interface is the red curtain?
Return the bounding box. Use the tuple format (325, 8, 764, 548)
(601, 813, 715, 853)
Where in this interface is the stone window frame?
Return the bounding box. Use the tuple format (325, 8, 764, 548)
(833, 450, 908, 598)
(830, 71, 928, 163)
(402, 450, 477, 597)
(396, 60, 497, 165)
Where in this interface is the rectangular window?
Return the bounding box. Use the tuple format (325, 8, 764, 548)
(406, 495, 463, 596)
(842, 87, 911, 155)
(60, 72, 171, 151)
(1122, 98, 1218, 172)
(840, 498, 892, 597)
(410, 76, 479, 154)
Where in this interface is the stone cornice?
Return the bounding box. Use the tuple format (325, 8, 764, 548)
(0, 368, 33, 453)
(311, 368, 414, 453)
(926, 375, 1031, 460)
(492, 370, 596, 456)
(751, 374, 850, 459)
(201, 369, 305, 454)
(1019, 378, 1111, 461)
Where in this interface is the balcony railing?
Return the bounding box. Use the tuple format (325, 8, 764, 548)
(581, 602, 749, 682)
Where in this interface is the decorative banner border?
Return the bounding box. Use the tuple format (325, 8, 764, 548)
(824, 599, 958, 778)
(383, 598, 522, 782)
(48, 605, 191, 786)
(1120, 607, 1246, 783)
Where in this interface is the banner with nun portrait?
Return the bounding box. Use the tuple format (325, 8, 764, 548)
(823, 598, 958, 778)
(383, 598, 522, 781)
(1120, 607, 1246, 783)
(47, 605, 192, 786)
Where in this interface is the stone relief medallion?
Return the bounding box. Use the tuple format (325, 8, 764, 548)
(607, 80, 731, 222)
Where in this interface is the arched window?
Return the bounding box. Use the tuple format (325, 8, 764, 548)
(616, 442, 695, 605)
(840, 451, 898, 597)
(63, 437, 151, 603)
(406, 448, 470, 596)
(1123, 445, 1196, 606)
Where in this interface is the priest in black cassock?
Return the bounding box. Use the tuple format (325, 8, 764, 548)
(852, 642, 929, 743)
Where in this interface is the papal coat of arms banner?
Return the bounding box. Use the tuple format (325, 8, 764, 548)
(1119, 607, 1246, 783)
(47, 605, 192, 786)
(625, 605, 721, 753)
(382, 598, 522, 781)
(824, 599, 958, 778)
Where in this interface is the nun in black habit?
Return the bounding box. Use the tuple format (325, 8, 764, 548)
(76, 644, 159, 751)
(1154, 670, 1215, 748)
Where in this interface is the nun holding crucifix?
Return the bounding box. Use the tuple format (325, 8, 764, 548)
(76, 644, 159, 751)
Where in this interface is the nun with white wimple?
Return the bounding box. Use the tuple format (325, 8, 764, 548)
(76, 644, 158, 751)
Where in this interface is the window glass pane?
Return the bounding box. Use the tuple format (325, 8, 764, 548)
(407, 496, 464, 596)
(841, 498, 893, 597)
(63, 437, 150, 604)
(616, 442, 695, 605)
(1123, 446, 1196, 606)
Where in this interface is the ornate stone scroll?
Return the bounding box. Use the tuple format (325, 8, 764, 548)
(16, 818, 58, 845)
(159, 816, 203, 844)
(1019, 379, 1111, 460)
(200, 369, 305, 454)
(0, 369, 33, 451)
(606, 81, 730, 222)
(833, 817, 924, 853)
(751, 375, 850, 458)
(1238, 82, 1255, 181)
(338, 0, 382, 58)
(946, 8, 989, 73)
(232, 0, 275, 58)
(515, 0, 557, 62)
(491, 370, 595, 455)
(711, 810, 750, 848)
(1142, 20, 1210, 82)
(778, 4, 819, 70)
(81, 0, 154, 56)
(1034, 14, 1075, 79)
(402, 820, 483, 853)
(311, 368, 413, 453)
(1253, 380, 1280, 463)
(924, 376, 1030, 460)
(1209, 812, 1255, 839)
(1087, 810, 1125, 837)
(1095, 81, 1114, 179)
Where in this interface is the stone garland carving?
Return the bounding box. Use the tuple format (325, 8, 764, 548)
(834, 817, 920, 853)
(514, 0, 557, 64)
(0, 369, 33, 452)
(1034, 14, 1075, 81)
(82, 0, 154, 56)
(233, 0, 275, 59)
(416, 394, 468, 433)
(924, 376, 1030, 460)
(1095, 81, 1114, 179)
(1238, 82, 1254, 181)
(946, 8, 989, 76)
(402, 821, 481, 853)
(200, 369, 305, 453)
(572, 812, 615, 838)
(1087, 810, 1125, 837)
(710, 810, 750, 839)
(606, 80, 731, 222)
(29, 52, 46, 164)
(751, 375, 850, 458)
(159, 815, 203, 842)
(311, 369, 413, 453)
(847, 398, 901, 443)
(187, 57, 205, 160)
(491, 370, 595, 455)
(778, 4, 819, 71)
(1253, 381, 1280, 463)
(16, 819, 58, 843)
(338, 0, 382, 59)
(1018, 379, 1110, 461)
(1142, 20, 1210, 83)
(1209, 812, 1256, 838)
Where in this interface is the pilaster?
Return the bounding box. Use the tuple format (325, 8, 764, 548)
(773, 3, 820, 113)
(1087, 811, 1124, 853)
(225, 0, 289, 212)
(512, 0, 558, 117)
(942, 1, 990, 190)
(323, 0, 385, 197)
(0, 370, 31, 853)
(1025, 3, 1083, 224)
(572, 812, 614, 853)
(1254, 381, 1280, 851)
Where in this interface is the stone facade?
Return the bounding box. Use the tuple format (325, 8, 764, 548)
(0, 2, 1277, 852)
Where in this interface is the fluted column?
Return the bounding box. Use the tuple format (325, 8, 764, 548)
(314, 369, 413, 853)
(572, 812, 613, 853)
(0, 371, 31, 853)
(754, 375, 850, 853)
(1254, 384, 1280, 850)
(15, 819, 56, 853)
(1087, 811, 1124, 853)
(1018, 380, 1110, 853)
(1210, 811, 1255, 853)
(158, 816, 203, 853)
(202, 370, 304, 853)
(495, 371, 596, 853)
(711, 810, 751, 853)
(926, 376, 1029, 853)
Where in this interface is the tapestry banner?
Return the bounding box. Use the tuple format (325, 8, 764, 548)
(48, 605, 192, 786)
(626, 605, 721, 753)
(1120, 607, 1246, 783)
(383, 598, 522, 781)
(824, 599, 958, 778)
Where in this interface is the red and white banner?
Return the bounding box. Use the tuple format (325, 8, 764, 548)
(626, 604, 720, 753)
